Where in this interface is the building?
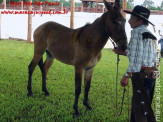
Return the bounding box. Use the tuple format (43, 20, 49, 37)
(80, 0, 114, 8)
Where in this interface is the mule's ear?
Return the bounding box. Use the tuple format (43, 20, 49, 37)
(103, 0, 112, 11)
(114, 0, 121, 11)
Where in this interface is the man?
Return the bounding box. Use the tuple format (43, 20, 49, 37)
(158, 25, 163, 57)
(113, 6, 157, 122)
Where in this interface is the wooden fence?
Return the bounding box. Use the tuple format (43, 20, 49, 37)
(0, 4, 107, 13)
(1, 4, 163, 14)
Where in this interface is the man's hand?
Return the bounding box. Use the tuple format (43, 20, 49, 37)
(120, 75, 129, 87)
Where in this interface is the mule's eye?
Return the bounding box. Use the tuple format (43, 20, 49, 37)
(112, 20, 121, 25)
(112, 21, 117, 24)
(117, 20, 121, 24)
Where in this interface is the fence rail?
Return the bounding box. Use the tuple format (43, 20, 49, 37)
(0, 4, 109, 13)
(1, 4, 163, 14)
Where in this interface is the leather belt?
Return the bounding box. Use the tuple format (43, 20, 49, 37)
(141, 66, 151, 69)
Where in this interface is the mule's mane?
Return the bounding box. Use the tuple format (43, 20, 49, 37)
(93, 12, 107, 25)
(78, 23, 91, 36)
(76, 12, 109, 42)
(92, 12, 110, 42)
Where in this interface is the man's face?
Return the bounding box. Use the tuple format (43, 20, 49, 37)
(128, 15, 143, 28)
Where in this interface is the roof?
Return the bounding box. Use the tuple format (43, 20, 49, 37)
(80, 0, 114, 3)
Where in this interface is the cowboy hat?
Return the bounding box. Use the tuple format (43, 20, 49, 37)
(124, 5, 154, 26)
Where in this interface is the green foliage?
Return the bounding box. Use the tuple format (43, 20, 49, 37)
(142, 0, 154, 9)
(127, 0, 134, 9)
(149, 6, 162, 11)
(161, 1, 163, 10)
(75, 2, 82, 7)
(0, 40, 163, 121)
(120, 0, 122, 8)
(59, 0, 71, 7)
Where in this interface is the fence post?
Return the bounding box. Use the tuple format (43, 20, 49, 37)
(81, 3, 83, 12)
(61, 3, 63, 11)
(122, 0, 127, 18)
(27, 0, 32, 42)
(102, 5, 104, 13)
(21, 1, 23, 10)
(3, 0, 6, 9)
(95, 1, 97, 13)
(40, 5, 42, 11)
(70, 0, 75, 29)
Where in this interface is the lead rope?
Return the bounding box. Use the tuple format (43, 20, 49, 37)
(109, 38, 127, 117)
(127, 84, 130, 122)
(115, 54, 126, 117)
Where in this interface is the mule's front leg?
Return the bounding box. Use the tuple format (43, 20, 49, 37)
(73, 67, 83, 116)
(27, 62, 34, 96)
(83, 68, 94, 110)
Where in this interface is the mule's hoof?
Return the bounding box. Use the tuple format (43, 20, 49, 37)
(44, 91, 50, 96)
(83, 102, 92, 110)
(73, 111, 80, 118)
(73, 106, 80, 117)
(27, 92, 33, 97)
(86, 105, 92, 110)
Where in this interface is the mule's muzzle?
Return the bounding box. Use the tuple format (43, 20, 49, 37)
(120, 44, 127, 51)
(117, 38, 127, 51)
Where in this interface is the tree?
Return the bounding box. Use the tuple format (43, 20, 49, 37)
(75, 2, 82, 7)
(127, 0, 134, 9)
(142, 0, 154, 9)
(161, 1, 163, 10)
(59, 0, 71, 6)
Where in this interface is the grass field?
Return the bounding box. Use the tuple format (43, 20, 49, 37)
(0, 40, 162, 121)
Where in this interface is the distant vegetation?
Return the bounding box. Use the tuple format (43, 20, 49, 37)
(123, 0, 163, 10)
(0, 0, 162, 10)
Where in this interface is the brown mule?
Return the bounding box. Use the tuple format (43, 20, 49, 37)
(27, 0, 127, 116)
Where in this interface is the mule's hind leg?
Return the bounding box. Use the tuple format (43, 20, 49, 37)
(27, 53, 43, 96)
(41, 50, 54, 96)
(83, 67, 94, 110)
(73, 66, 83, 116)
(38, 57, 49, 95)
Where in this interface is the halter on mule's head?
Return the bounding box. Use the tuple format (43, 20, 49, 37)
(104, 0, 127, 51)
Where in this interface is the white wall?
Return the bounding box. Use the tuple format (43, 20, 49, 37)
(1, 10, 162, 49)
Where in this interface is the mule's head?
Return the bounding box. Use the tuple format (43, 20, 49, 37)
(104, 0, 127, 51)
